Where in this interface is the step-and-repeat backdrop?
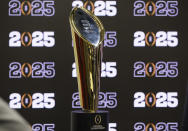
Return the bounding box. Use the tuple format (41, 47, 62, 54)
(1, 0, 188, 130)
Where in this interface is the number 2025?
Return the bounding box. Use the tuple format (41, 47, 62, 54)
(134, 61, 178, 78)
(134, 92, 178, 108)
(134, 31, 178, 47)
(9, 31, 55, 47)
(9, 62, 55, 79)
(9, 93, 55, 109)
(72, 62, 117, 78)
(72, 0, 117, 16)
(72, 92, 117, 109)
(134, 0, 178, 16)
(9, 0, 55, 16)
(134, 122, 178, 131)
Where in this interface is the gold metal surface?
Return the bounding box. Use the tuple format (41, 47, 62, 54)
(69, 7, 105, 112)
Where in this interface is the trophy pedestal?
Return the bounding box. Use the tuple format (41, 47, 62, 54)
(71, 110, 109, 131)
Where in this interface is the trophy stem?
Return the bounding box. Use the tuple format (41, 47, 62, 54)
(72, 31, 102, 112)
(70, 7, 109, 131)
(69, 7, 105, 112)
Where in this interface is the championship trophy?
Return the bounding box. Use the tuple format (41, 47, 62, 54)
(69, 7, 109, 131)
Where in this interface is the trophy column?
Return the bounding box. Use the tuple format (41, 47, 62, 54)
(69, 7, 109, 131)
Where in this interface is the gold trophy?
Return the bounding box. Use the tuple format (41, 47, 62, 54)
(70, 7, 109, 131)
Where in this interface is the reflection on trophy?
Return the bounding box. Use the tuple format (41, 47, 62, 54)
(70, 7, 109, 131)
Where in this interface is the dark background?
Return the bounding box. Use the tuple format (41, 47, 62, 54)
(1, 0, 188, 130)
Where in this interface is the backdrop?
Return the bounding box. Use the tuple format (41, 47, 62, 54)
(1, 0, 188, 130)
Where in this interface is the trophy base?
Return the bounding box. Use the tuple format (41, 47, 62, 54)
(71, 110, 109, 131)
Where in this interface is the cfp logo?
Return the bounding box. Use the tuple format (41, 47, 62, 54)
(134, 0, 178, 17)
(9, 93, 55, 109)
(134, 61, 178, 78)
(32, 123, 55, 131)
(134, 92, 178, 108)
(9, 31, 55, 47)
(72, 0, 117, 16)
(9, 0, 55, 16)
(134, 122, 178, 131)
(9, 62, 55, 79)
(95, 115, 102, 124)
(72, 62, 117, 78)
(72, 92, 117, 109)
(134, 31, 178, 47)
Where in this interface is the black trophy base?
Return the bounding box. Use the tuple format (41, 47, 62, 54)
(71, 110, 109, 131)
